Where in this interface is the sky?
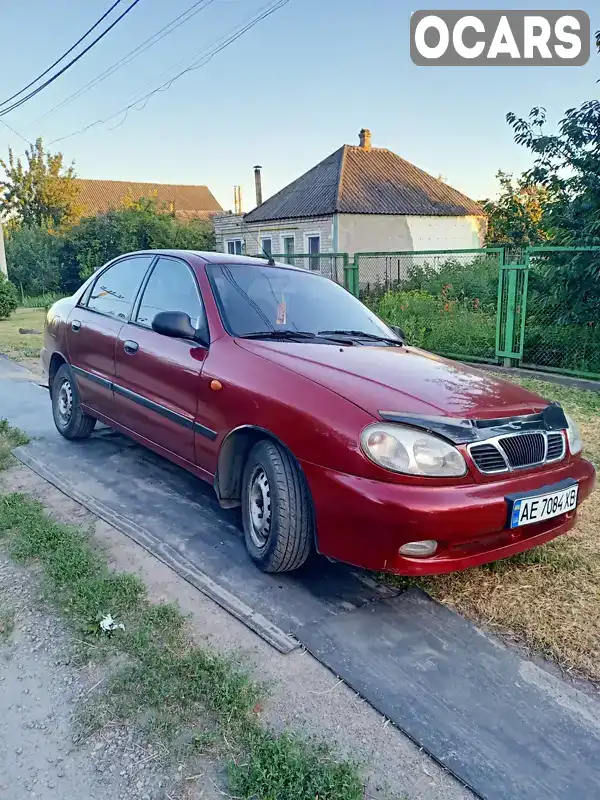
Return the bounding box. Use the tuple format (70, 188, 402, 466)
(0, 0, 598, 211)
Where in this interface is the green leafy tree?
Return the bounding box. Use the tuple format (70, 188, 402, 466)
(62, 200, 215, 287)
(5, 225, 64, 296)
(505, 30, 600, 323)
(483, 171, 551, 248)
(0, 138, 83, 231)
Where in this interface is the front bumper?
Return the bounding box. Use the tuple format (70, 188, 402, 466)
(301, 456, 596, 575)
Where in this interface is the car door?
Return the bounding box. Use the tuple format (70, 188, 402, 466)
(66, 255, 154, 421)
(113, 255, 209, 466)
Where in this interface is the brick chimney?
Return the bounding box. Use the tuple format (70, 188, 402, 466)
(359, 128, 372, 151)
(253, 165, 263, 207)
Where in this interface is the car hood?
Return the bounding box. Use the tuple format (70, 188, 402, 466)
(236, 340, 549, 420)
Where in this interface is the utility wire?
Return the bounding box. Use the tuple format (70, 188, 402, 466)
(0, 0, 144, 117)
(48, 0, 288, 146)
(0, 119, 33, 147)
(0, 0, 124, 111)
(30, 0, 216, 127)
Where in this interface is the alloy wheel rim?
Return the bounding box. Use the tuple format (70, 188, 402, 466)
(248, 466, 272, 549)
(57, 379, 73, 425)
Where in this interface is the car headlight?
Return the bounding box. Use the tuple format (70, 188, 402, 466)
(361, 423, 467, 477)
(566, 415, 582, 455)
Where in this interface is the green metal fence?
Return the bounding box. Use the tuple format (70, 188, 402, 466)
(262, 244, 600, 381)
(354, 248, 504, 363)
(509, 246, 600, 379)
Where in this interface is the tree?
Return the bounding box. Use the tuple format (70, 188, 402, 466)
(504, 30, 600, 322)
(61, 200, 215, 286)
(5, 225, 64, 296)
(483, 171, 551, 248)
(0, 138, 83, 231)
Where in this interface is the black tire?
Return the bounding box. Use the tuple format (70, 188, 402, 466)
(51, 363, 96, 440)
(241, 439, 313, 572)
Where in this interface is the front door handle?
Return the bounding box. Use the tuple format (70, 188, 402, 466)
(123, 340, 139, 355)
(71, 320, 81, 332)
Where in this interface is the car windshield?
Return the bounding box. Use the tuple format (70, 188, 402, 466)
(207, 263, 397, 340)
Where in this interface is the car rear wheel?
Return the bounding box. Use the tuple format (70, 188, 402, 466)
(51, 363, 96, 440)
(241, 439, 313, 572)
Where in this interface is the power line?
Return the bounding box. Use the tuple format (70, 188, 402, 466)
(30, 0, 217, 127)
(0, 0, 125, 112)
(48, 0, 289, 146)
(0, 119, 33, 147)
(0, 0, 144, 118)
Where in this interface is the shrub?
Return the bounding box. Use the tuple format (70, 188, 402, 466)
(62, 202, 215, 284)
(372, 289, 497, 359)
(402, 255, 499, 309)
(0, 272, 18, 318)
(5, 224, 64, 296)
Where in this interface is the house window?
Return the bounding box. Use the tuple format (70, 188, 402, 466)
(307, 234, 320, 272)
(227, 239, 244, 255)
(282, 235, 295, 264)
(260, 237, 272, 258)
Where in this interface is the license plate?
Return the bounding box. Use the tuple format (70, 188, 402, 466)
(508, 481, 578, 528)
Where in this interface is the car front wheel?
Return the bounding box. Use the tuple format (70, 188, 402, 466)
(241, 439, 313, 572)
(51, 363, 96, 440)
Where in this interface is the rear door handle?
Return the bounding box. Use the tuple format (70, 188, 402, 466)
(123, 340, 139, 355)
(71, 320, 81, 332)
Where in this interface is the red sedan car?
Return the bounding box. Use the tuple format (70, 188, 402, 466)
(42, 250, 595, 576)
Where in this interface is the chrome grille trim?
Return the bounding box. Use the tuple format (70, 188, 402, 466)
(468, 430, 566, 475)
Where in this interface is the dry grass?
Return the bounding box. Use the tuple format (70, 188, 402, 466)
(418, 376, 600, 682)
(0, 307, 46, 365)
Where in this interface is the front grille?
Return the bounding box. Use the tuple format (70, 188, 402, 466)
(546, 432, 565, 461)
(468, 430, 566, 474)
(499, 433, 545, 468)
(469, 443, 507, 473)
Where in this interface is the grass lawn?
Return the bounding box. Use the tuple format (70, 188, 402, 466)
(418, 376, 600, 682)
(0, 307, 46, 366)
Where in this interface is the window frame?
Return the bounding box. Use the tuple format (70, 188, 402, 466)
(131, 254, 210, 345)
(226, 239, 245, 255)
(260, 236, 272, 257)
(305, 233, 321, 272)
(79, 254, 157, 322)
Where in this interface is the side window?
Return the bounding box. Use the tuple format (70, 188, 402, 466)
(88, 257, 153, 320)
(136, 257, 204, 329)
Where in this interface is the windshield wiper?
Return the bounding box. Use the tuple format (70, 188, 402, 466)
(239, 330, 355, 345)
(318, 329, 403, 346)
(239, 330, 317, 340)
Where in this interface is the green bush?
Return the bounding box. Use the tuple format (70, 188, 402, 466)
(5, 225, 64, 296)
(373, 289, 497, 359)
(0, 272, 18, 318)
(62, 203, 215, 284)
(402, 255, 499, 309)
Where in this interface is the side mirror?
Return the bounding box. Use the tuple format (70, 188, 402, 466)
(152, 311, 208, 346)
(390, 324, 406, 342)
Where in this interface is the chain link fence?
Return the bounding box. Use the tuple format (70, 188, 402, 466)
(520, 247, 600, 377)
(356, 248, 504, 362)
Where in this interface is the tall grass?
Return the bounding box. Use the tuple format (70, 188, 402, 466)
(19, 292, 66, 309)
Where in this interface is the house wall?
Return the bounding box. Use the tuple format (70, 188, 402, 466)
(336, 213, 486, 256)
(213, 214, 334, 256)
(406, 215, 487, 251)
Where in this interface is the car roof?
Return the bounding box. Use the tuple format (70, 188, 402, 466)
(122, 249, 303, 271)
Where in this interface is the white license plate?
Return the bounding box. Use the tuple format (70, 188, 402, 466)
(509, 482, 578, 528)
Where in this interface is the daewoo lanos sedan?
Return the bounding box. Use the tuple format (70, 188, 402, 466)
(42, 251, 595, 576)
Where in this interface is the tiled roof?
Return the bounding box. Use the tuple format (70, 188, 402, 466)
(244, 145, 482, 223)
(74, 179, 222, 219)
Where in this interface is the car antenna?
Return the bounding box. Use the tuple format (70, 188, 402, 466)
(261, 244, 275, 266)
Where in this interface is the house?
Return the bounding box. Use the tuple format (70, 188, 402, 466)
(213, 129, 486, 264)
(74, 179, 222, 221)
